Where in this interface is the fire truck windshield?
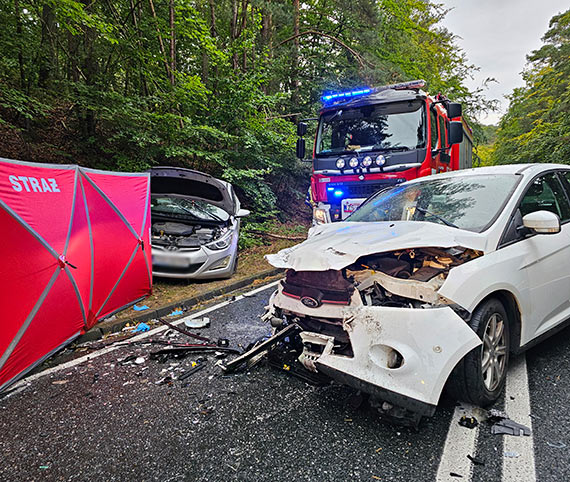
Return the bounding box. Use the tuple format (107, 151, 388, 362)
(315, 100, 426, 156)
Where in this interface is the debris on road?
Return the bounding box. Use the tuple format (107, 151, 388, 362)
(150, 346, 239, 363)
(184, 317, 210, 329)
(221, 324, 299, 373)
(449, 472, 463, 478)
(491, 418, 531, 436)
(133, 304, 149, 311)
(467, 454, 485, 466)
(52, 380, 69, 385)
(546, 441, 567, 449)
(179, 360, 207, 381)
(458, 416, 478, 429)
(168, 309, 184, 317)
(135, 357, 145, 365)
(135, 322, 150, 332)
(503, 451, 520, 458)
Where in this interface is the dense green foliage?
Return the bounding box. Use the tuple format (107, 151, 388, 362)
(0, 0, 487, 218)
(491, 9, 570, 165)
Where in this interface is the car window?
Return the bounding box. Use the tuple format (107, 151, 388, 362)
(348, 174, 519, 232)
(519, 173, 570, 222)
(430, 108, 438, 149)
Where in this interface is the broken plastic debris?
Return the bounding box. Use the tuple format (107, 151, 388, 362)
(491, 419, 531, 436)
(52, 380, 69, 385)
(546, 441, 567, 449)
(135, 357, 145, 365)
(184, 317, 210, 329)
(135, 322, 150, 332)
(459, 416, 478, 429)
(133, 304, 149, 311)
(503, 451, 520, 458)
(168, 309, 184, 317)
(467, 454, 485, 466)
(449, 473, 463, 478)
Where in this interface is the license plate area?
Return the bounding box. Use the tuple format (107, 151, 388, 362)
(341, 198, 365, 219)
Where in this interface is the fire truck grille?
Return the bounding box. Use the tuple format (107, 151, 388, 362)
(330, 180, 401, 199)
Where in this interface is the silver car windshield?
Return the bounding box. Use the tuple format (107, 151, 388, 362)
(347, 174, 519, 232)
(151, 197, 229, 222)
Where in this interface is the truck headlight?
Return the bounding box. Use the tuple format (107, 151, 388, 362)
(336, 158, 345, 169)
(313, 207, 329, 224)
(376, 155, 386, 166)
(349, 157, 359, 168)
(362, 156, 373, 167)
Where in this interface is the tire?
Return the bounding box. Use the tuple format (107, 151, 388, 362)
(446, 297, 510, 406)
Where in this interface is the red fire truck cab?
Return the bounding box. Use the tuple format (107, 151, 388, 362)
(296, 80, 473, 224)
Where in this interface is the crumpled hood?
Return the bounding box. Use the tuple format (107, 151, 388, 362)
(266, 221, 487, 271)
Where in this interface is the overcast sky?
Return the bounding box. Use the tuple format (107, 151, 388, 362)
(439, 0, 565, 125)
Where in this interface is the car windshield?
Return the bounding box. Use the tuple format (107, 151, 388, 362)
(151, 196, 229, 222)
(315, 100, 426, 155)
(347, 174, 519, 232)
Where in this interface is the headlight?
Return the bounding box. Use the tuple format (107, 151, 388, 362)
(349, 157, 359, 168)
(313, 207, 329, 224)
(362, 156, 372, 167)
(207, 229, 233, 250)
(336, 158, 345, 169)
(375, 155, 386, 166)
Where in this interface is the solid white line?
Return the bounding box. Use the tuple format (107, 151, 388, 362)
(8, 279, 281, 391)
(436, 403, 479, 482)
(502, 355, 536, 482)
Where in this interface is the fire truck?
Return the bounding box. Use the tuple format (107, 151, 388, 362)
(296, 80, 473, 224)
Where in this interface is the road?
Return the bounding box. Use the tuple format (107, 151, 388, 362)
(0, 281, 568, 482)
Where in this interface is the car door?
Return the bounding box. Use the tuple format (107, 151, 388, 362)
(501, 172, 570, 344)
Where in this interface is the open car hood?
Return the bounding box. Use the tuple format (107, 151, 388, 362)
(266, 221, 488, 271)
(150, 167, 235, 214)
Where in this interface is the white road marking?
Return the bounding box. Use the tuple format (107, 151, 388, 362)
(502, 355, 536, 482)
(8, 280, 281, 392)
(436, 403, 479, 482)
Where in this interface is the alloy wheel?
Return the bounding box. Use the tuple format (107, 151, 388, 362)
(480, 313, 507, 391)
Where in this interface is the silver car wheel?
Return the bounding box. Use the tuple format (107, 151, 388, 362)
(481, 313, 507, 391)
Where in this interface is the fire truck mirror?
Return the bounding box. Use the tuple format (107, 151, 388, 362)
(448, 121, 464, 145)
(296, 138, 306, 160)
(297, 122, 308, 137)
(447, 102, 462, 118)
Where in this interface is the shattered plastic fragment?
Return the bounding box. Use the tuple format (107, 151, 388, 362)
(546, 441, 567, 449)
(168, 309, 184, 317)
(184, 317, 210, 329)
(135, 357, 145, 365)
(459, 416, 478, 429)
(467, 454, 485, 466)
(491, 419, 531, 436)
(135, 323, 150, 332)
(504, 451, 520, 458)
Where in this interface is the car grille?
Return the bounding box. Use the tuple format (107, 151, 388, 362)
(282, 269, 354, 306)
(153, 263, 203, 275)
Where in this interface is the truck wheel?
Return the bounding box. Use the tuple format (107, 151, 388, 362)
(446, 298, 510, 406)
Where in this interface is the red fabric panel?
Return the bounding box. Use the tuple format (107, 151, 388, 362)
(0, 158, 152, 390)
(0, 271, 84, 387)
(0, 208, 58, 364)
(83, 171, 149, 237)
(0, 162, 76, 254)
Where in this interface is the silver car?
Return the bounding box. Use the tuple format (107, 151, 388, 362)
(150, 167, 249, 279)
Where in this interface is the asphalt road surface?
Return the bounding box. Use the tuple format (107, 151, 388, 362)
(1, 281, 569, 482)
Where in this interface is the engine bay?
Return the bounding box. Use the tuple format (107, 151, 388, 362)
(151, 221, 226, 249)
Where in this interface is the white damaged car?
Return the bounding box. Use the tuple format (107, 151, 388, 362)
(264, 164, 570, 417)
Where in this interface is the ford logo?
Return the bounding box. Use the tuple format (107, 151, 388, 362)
(301, 296, 320, 308)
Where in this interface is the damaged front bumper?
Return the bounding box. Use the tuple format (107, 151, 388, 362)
(270, 288, 482, 416)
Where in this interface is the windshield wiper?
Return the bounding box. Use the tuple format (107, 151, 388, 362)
(415, 207, 458, 229)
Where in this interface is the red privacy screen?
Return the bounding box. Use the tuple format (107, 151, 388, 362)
(0, 158, 152, 392)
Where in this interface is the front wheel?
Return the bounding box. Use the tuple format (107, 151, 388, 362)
(446, 298, 510, 406)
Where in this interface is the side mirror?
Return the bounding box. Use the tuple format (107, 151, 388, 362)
(236, 208, 250, 218)
(522, 210, 560, 234)
(296, 138, 306, 159)
(448, 121, 463, 145)
(447, 102, 462, 119)
(297, 122, 307, 137)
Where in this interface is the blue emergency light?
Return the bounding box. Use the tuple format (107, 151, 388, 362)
(321, 88, 372, 104)
(334, 190, 344, 197)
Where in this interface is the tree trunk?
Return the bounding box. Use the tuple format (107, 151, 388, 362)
(230, 0, 239, 71)
(14, 0, 25, 90)
(291, 0, 300, 106)
(169, 0, 176, 86)
(38, 4, 55, 88)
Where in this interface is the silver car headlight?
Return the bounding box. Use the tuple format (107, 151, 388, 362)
(207, 229, 233, 250)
